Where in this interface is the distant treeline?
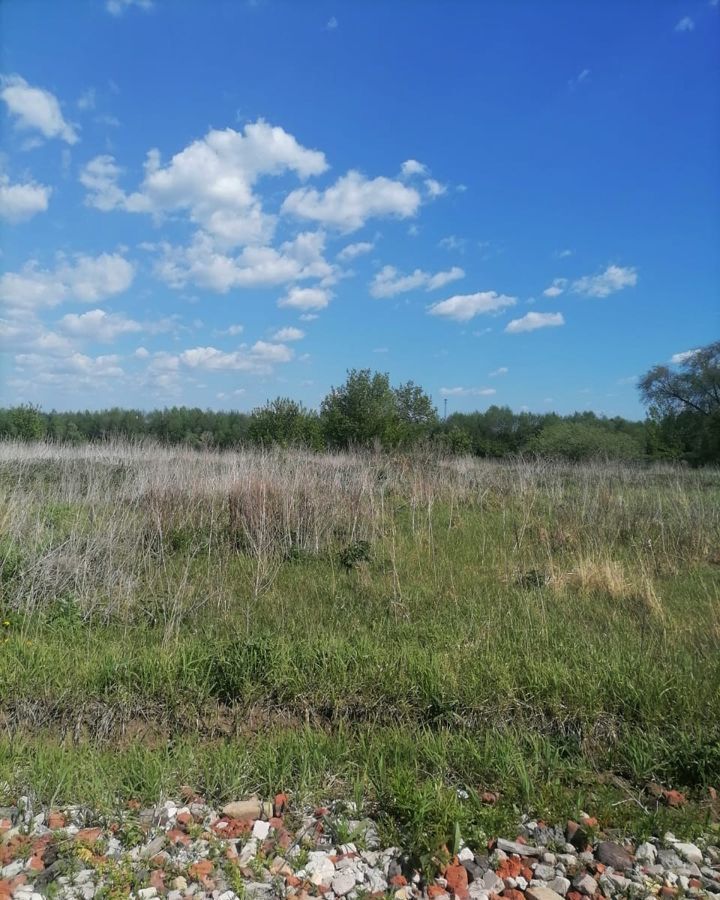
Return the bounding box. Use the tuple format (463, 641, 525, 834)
(2, 356, 718, 464)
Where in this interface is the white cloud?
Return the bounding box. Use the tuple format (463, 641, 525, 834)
(370, 264, 464, 298)
(0, 173, 51, 222)
(568, 68, 591, 88)
(0, 316, 73, 356)
(282, 170, 421, 231)
(77, 88, 96, 110)
(179, 340, 293, 373)
(278, 285, 331, 310)
(14, 351, 125, 386)
(670, 348, 700, 364)
(106, 0, 154, 15)
(424, 178, 447, 198)
(79, 155, 128, 211)
(0, 252, 135, 312)
(337, 240, 374, 261)
(134, 346, 150, 358)
(58, 309, 142, 342)
(154, 230, 333, 293)
(216, 324, 245, 336)
(427, 290, 516, 322)
(543, 277, 567, 298)
(326, 15, 338, 29)
(489, 367, 508, 377)
(299, 313, 318, 321)
(271, 326, 305, 341)
(571, 264, 637, 297)
(505, 311, 565, 333)
(82, 120, 328, 246)
(438, 235, 467, 252)
(400, 159, 428, 177)
(555, 248, 573, 258)
(439, 387, 496, 397)
(675, 16, 695, 31)
(0, 75, 78, 144)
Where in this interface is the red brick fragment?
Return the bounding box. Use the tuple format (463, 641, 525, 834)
(176, 811, 192, 826)
(663, 789, 686, 808)
(47, 812, 66, 830)
(76, 827, 102, 845)
(274, 793, 289, 816)
(188, 859, 213, 882)
(390, 875, 408, 887)
(444, 863, 468, 897)
(167, 829, 191, 846)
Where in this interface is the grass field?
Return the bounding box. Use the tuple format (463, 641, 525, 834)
(1, 441, 719, 855)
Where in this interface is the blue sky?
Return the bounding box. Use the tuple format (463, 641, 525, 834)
(1, 0, 718, 418)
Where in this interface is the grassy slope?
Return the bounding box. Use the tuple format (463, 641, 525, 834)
(1, 443, 719, 852)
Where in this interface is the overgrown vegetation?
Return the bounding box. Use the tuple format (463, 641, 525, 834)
(1, 441, 719, 851)
(2, 340, 719, 463)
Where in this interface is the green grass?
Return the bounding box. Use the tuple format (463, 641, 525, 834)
(1, 443, 719, 855)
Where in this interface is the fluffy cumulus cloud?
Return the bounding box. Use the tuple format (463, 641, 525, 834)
(370, 265, 464, 298)
(571, 264, 637, 297)
(14, 351, 124, 387)
(0, 75, 78, 144)
(427, 290, 516, 322)
(58, 309, 142, 342)
(543, 277, 567, 298)
(153, 230, 333, 293)
(82, 120, 328, 246)
(489, 367, 508, 376)
(282, 170, 421, 232)
(271, 326, 305, 342)
(178, 340, 293, 373)
(400, 160, 428, 177)
(505, 311, 565, 333)
(277, 285, 331, 310)
(337, 240, 374, 261)
(439, 386, 496, 397)
(0, 253, 135, 312)
(0, 173, 51, 222)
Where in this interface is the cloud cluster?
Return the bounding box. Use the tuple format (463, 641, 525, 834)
(370, 264, 464, 298)
(428, 291, 516, 322)
(1, 75, 78, 144)
(0, 252, 135, 312)
(282, 170, 421, 232)
(505, 311, 564, 333)
(0, 173, 51, 222)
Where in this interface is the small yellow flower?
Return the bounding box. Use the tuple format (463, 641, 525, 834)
(2, 621, 9, 627)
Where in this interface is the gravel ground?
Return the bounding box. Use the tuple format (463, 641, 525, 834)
(1, 793, 719, 900)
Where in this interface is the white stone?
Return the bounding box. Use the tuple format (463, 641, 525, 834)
(332, 872, 356, 896)
(238, 838, 258, 865)
(366, 869, 388, 893)
(138, 890, 158, 900)
(0, 860, 24, 879)
(635, 842, 657, 865)
(252, 819, 270, 840)
(304, 851, 336, 886)
(458, 846, 474, 862)
(674, 842, 703, 866)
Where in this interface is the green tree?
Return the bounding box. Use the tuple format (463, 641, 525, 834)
(9, 403, 45, 441)
(320, 369, 437, 449)
(249, 397, 322, 447)
(529, 421, 643, 461)
(639, 340, 720, 464)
